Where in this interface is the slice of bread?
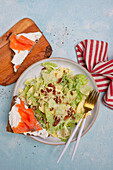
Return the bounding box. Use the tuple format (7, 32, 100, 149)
(6, 96, 17, 132)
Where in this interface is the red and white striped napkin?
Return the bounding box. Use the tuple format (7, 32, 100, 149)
(76, 39, 113, 110)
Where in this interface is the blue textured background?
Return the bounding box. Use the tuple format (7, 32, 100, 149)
(0, 0, 113, 170)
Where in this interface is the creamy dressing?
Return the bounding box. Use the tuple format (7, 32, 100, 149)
(11, 32, 42, 72)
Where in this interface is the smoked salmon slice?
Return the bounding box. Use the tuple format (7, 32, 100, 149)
(15, 65, 20, 70)
(17, 35, 35, 46)
(10, 34, 34, 51)
(13, 122, 30, 133)
(13, 100, 43, 134)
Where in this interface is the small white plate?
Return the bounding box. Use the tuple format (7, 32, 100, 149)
(13, 57, 100, 145)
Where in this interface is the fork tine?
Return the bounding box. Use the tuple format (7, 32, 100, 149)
(93, 91, 99, 105)
(86, 90, 94, 102)
(85, 90, 99, 105)
(89, 90, 95, 103)
(91, 90, 97, 103)
(90, 90, 99, 105)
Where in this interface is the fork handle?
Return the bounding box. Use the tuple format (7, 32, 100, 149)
(57, 118, 82, 163)
(71, 118, 86, 160)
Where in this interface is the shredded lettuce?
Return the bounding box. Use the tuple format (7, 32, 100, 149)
(41, 62, 58, 68)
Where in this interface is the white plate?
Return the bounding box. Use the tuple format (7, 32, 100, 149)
(13, 57, 100, 145)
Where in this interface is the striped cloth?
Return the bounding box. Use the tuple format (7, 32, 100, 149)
(76, 39, 113, 110)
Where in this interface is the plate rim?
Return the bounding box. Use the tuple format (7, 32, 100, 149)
(13, 57, 100, 145)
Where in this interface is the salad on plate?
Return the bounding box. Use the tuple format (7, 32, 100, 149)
(9, 62, 93, 142)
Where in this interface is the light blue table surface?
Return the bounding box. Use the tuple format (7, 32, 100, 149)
(0, 0, 113, 170)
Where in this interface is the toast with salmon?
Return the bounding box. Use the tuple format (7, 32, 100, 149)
(6, 95, 48, 138)
(0, 18, 52, 86)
